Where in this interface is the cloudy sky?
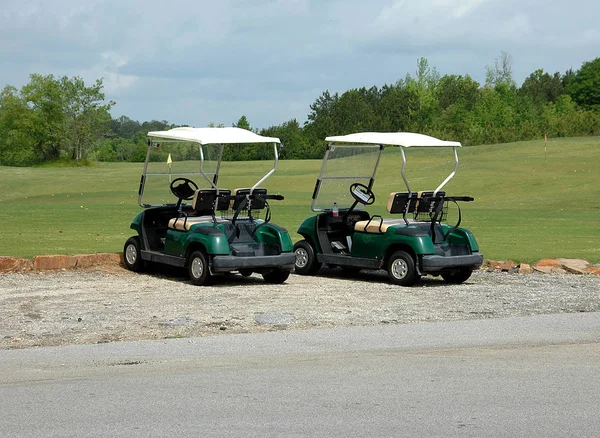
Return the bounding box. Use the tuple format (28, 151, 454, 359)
(1, 0, 598, 129)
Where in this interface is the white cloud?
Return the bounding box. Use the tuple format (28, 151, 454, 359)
(1, 0, 599, 128)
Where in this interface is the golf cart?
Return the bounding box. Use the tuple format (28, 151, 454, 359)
(293, 132, 483, 286)
(123, 127, 295, 285)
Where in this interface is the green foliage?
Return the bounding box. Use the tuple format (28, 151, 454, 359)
(0, 74, 113, 166)
(567, 57, 600, 111)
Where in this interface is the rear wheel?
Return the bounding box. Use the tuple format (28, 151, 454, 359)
(262, 268, 290, 284)
(441, 268, 473, 284)
(293, 240, 321, 275)
(124, 236, 145, 272)
(387, 250, 418, 286)
(188, 250, 213, 286)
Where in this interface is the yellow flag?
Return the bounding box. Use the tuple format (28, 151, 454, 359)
(167, 153, 172, 165)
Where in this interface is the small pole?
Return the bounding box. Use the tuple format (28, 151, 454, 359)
(167, 153, 173, 182)
(544, 134, 547, 163)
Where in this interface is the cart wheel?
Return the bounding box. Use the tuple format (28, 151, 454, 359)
(441, 268, 472, 284)
(124, 236, 145, 272)
(293, 240, 321, 275)
(188, 250, 213, 286)
(239, 269, 253, 277)
(262, 268, 290, 284)
(387, 250, 418, 286)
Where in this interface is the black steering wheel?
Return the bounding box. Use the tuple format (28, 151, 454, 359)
(170, 178, 198, 201)
(349, 183, 375, 206)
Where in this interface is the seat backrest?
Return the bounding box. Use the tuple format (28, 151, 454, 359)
(192, 189, 217, 215)
(416, 191, 446, 216)
(231, 188, 267, 210)
(386, 192, 418, 214)
(216, 189, 231, 211)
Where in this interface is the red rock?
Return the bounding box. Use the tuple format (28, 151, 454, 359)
(586, 267, 600, 275)
(33, 255, 77, 271)
(534, 259, 562, 268)
(0, 256, 32, 273)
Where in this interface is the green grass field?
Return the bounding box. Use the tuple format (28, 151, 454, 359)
(0, 136, 598, 263)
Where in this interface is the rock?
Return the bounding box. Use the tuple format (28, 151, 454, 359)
(532, 265, 553, 274)
(33, 255, 77, 271)
(586, 267, 600, 275)
(551, 267, 567, 274)
(76, 253, 120, 268)
(534, 259, 562, 268)
(487, 260, 516, 272)
(518, 263, 533, 274)
(0, 256, 32, 273)
(558, 258, 590, 275)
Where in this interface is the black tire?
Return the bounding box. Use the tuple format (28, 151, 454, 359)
(441, 267, 473, 284)
(239, 269, 253, 277)
(123, 236, 145, 272)
(387, 250, 418, 286)
(293, 240, 321, 275)
(187, 250, 213, 286)
(262, 268, 290, 284)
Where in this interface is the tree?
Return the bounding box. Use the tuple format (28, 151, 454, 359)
(567, 57, 600, 111)
(485, 51, 516, 89)
(519, 69, 564, 104)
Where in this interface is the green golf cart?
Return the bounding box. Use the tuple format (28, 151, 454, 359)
(293, 132, 483, 286)
(123, 127, 295, 285)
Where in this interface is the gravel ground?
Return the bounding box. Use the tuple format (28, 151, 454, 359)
(1, 266, 599, 350)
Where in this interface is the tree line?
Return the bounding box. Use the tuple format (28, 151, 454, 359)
(1, 53, 599, 166)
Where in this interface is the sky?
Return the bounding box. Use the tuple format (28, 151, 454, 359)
(1, 0, 599, 130)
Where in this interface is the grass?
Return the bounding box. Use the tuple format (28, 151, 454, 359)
(0, 136, 598, 263)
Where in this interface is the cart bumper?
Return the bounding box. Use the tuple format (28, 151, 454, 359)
(421, 252, 484, 272)
(212, 253, 296, 272)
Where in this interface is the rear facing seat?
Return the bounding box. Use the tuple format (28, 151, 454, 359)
(168, 188, 231, 231)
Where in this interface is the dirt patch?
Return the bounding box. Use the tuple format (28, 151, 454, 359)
(2, 265, 600, 350)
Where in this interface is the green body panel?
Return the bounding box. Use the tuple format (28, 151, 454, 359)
(443, 226, 479, 251)
(129, 212, 144, 240)
(253, 223, 294, 252)
(163, 220, 293, 258)
(296, 216, 321, 251)
(351, 228, 434, 259)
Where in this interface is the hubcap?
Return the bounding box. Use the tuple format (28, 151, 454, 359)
(191, 257, 204, 279)
(125, 244, 137, 265)
(391, 258, 408, 279)
(295, 248, 308, 268)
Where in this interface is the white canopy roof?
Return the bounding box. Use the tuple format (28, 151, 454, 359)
(148, 127, 280, 145)
(325, 132, 461, 147)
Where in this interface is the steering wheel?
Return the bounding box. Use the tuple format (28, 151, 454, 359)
(170, 178, 198, 201)
(349, 183, 375, 206)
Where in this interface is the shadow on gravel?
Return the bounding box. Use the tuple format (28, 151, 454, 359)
(316, 266, 471, 288)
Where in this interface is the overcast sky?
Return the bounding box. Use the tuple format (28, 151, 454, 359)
(1, 0, 598, 129)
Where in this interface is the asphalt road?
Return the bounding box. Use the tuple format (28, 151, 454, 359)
(1, 312, 599, 437)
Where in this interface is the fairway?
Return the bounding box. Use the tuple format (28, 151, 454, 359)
(0, 136, 598, 263)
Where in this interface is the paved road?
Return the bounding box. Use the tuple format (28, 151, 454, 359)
(1, 313, 600, 437)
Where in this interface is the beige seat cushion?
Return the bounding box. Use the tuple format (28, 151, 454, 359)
(168, 216, 216, 231)
(354, 218, 407, 234)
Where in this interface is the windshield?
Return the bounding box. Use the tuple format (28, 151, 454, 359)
(311, 144, 383, 211)
(139, 141, 221, 207)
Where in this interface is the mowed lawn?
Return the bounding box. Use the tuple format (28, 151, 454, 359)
(0, 136, 598, 263)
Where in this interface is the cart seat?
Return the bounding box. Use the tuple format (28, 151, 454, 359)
(192, 189, 231, 215)
(354, 218, 407, 234)
(168, 215, 230, 231)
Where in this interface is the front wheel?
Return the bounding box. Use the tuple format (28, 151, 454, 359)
(124, 236, 145, 272)
(441, 268, 473, 284)
(387, 250, 418, 286)
(293, 240, 322, 275)
(262, 268, 290, 284)
(188, 250, 213, 286)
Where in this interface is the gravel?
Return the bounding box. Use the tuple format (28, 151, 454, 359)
(1, 266, 599, 349)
